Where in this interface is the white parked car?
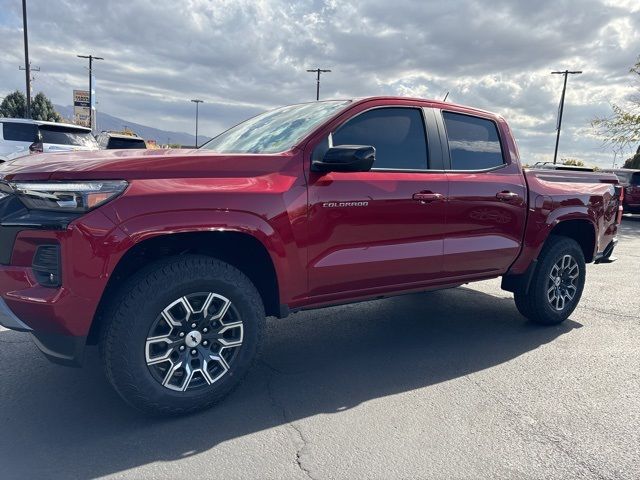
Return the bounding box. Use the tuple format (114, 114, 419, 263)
(0, 118, 99, 162)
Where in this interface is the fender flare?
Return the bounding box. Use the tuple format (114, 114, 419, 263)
(108, 209, 295, 305)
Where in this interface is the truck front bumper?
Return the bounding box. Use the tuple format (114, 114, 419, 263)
(0, 296, 86, 366)
(0, 205, 130, 367)
(0, 297, 32, 332)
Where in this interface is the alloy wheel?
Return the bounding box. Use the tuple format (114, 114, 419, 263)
(546, 254, 579, 311)
(145, 292, 244, 392)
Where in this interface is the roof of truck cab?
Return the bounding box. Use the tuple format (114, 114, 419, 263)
(343, 96, 500, 118)
(0, 117, 91, 131)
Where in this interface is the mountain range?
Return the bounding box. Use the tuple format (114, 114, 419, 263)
(54, 105, 209, 147)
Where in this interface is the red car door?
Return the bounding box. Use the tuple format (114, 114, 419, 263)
(436, 109, 527, 278)
(305, 104, 448, 302)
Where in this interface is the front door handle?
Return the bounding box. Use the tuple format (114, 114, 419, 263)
(413, 192, 444, 203)
(496, 191, 519, 201)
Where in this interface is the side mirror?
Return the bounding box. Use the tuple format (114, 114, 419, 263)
(29, 131, 44, 153)
(312, 145, 375, 173)
(29, 141, 44, 153)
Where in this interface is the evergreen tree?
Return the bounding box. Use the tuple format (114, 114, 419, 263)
(0, 90, 61, 122)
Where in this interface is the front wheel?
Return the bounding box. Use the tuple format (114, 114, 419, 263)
(514, 236, 586, 325)
(100, 255, 265, 415)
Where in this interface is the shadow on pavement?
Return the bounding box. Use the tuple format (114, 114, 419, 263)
(617, 215, 640, 241)
(0, 287, 581, 479)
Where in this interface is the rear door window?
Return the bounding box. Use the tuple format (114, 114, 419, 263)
(442, 112, 505, 171)
(332, 107, 429, 170)
(2, 122, 38, 142)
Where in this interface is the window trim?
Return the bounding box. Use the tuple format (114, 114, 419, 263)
(326, 105, 436, 173)
(438, 109, 508, 173)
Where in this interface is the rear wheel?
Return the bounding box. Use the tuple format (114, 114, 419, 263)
(100, 255, 264, 415)
(514, 236, 586, 325)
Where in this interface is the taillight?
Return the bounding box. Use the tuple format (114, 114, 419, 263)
(616, 186, 624, 224)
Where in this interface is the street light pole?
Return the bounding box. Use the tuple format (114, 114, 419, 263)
(191, 99, 204, 148)
(22, 0, 31, 118)
(551, 69, 582, 164)
(77, 54, 104, 132)
(306, 68, 331, 100)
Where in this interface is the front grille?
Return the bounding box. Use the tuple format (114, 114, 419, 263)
(32, 244, 61, 287)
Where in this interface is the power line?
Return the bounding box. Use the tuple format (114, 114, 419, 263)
(306, 68, 331, 101)
(551, 69, 582, 164)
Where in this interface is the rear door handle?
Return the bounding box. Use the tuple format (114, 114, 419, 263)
(413, 192, 444, 203)
(496, 191, 519, 201)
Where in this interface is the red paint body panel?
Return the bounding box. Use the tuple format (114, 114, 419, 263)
(306, 169, 448, 299)
(624, 185, 640, 211)
(0, 96, 621, 362)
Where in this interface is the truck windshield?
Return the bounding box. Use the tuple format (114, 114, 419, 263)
(614, 171, 640, 185)
(107, 137, 147, 149)
(201, 100, 350, 154)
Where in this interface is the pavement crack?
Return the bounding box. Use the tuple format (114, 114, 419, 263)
(577, 304, 639, 321)
(464, 375, 609, 479)
(261, 360, 316, 480)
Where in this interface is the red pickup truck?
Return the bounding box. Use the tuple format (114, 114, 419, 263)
(0, 97, 622, 415)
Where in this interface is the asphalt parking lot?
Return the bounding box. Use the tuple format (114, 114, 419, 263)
(1, 218, 638, 480)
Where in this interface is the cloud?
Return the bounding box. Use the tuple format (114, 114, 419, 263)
(1, 0, 639, 166)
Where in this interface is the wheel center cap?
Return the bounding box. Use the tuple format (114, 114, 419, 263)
(554, 276, 561, 287)
(185, 330, 202, 348)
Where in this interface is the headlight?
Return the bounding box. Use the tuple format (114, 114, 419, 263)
(10, 180, 128, 212)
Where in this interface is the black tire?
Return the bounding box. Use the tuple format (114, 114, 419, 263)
(100, 255, 265, 416)
(514, 236, 586, 325)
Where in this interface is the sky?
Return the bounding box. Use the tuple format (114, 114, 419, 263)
(1, 0, 639, 166)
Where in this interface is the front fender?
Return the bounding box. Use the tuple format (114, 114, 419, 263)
(114, 209, 297, 304)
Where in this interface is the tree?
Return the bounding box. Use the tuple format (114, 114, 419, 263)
(592, 57, 640, 153)
(623, 146, 640, 169)
(0, 90, 61, 122)
(31, 92, 61, 122)
(562, 158, 585, 166)
(0, 90, 26, 118)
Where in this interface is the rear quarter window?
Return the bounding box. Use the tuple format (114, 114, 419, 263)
(442, 112, 505, 171)
(1, 122, 38, 142)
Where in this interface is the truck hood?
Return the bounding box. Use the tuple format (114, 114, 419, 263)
(0, 148, 296, 181)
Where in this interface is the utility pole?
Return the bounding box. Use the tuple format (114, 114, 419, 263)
(191, 99, 203, 148)
(306, 68, 331, 100)
(77, 54, 104, 132)
(551, 70, 582, 164)
(21, 0, 31, 118)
